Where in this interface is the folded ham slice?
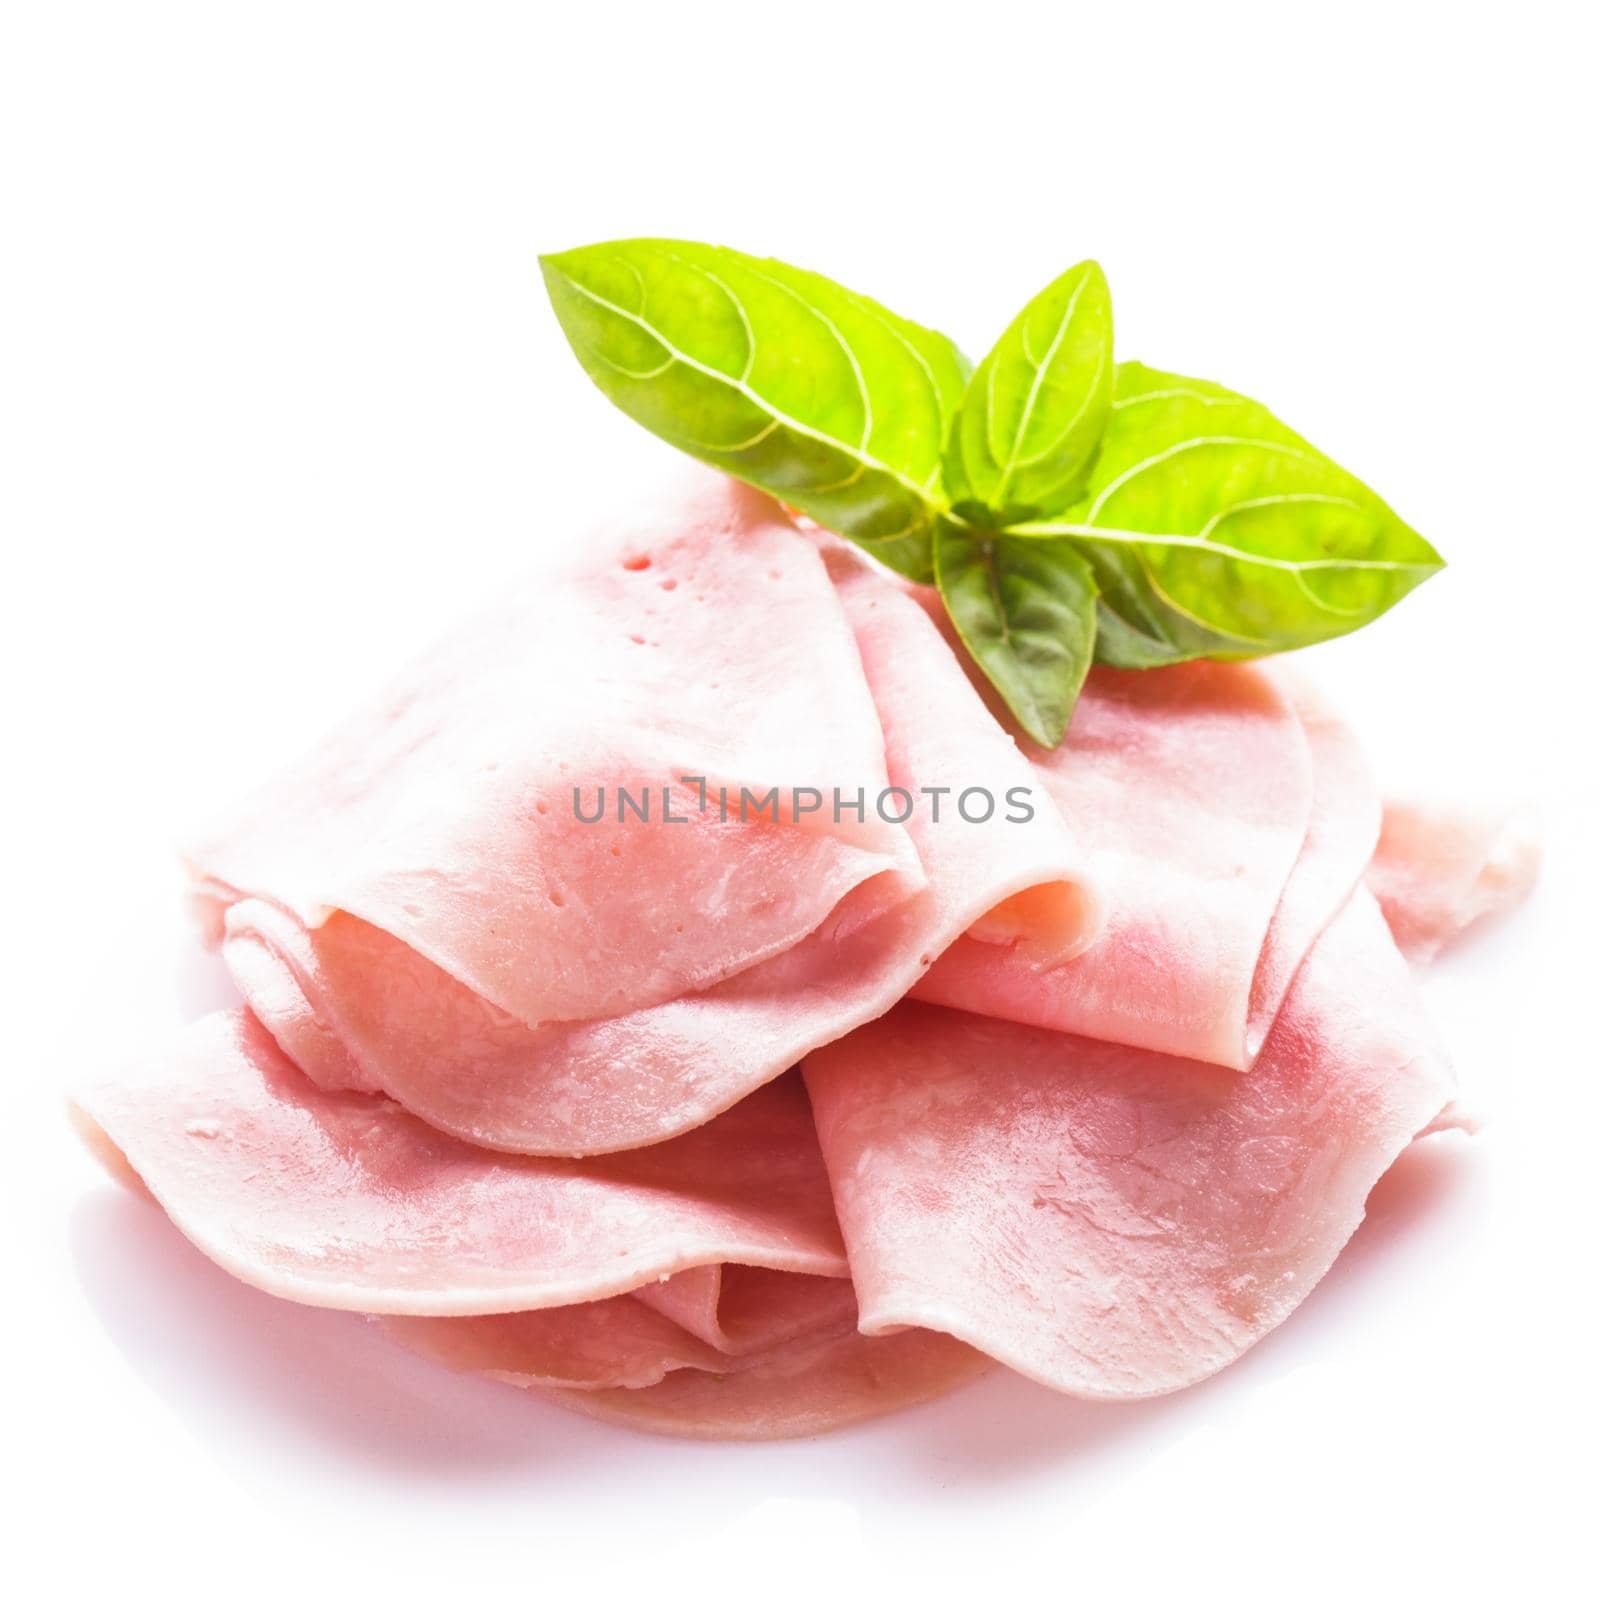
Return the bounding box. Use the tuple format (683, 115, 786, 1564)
(1365, 796, 1541, 962)
(380, 1268, 861, 1391)
(74, 1009, 990, 1436)
(629, 1261, 857, 1356)
(914, 662, 1377, 1069)
(541, 1327, 991, 1441)
(382, 1296, 988, 1439)
(381, 1295, 732, 1393)
(72, 1009, 848, 1314)
(804, 891, 1454, 1399)
(187, 470, 1100, 1155)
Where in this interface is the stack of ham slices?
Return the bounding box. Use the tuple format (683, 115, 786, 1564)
(74, 469, 1539, 1439)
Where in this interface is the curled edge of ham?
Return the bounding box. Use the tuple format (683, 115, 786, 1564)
(538, 1328, 991, 1441)
(71, 1013, 992, 1436)
(376, 1261, 987, 1437)
(383, 1311, 988, 1442)
(377, 1267, 863, 1392)
(1365, 795, 1541, 963)
(914, 662, 1379, 1073)
(70, 1010, 850, 1316)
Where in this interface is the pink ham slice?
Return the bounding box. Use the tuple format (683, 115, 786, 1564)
(188, 470, 921, 1028)
(381, 1270, 983, 1438)
(188, 469, 1100, 1155)
(804, 890, 1454, 1400)
(75, 1010, 983, 1436)
(1366, 796, 1541, 962)
(629, 1262, 858, 1356)
(1243, 675, 1381, 1057)
(914, 662, 1376, 1070)
(541, 1327, 991, 1441)
(381, 1294, 729, 1392)
(381, 1268, 861, 1392)
(72, 1009, 848, 1315)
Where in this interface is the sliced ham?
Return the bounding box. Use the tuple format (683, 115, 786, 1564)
(72, 1009, 847, 1315)
(189, 471, 920, 1027)
(541, 1327, 991, 1441)
(1242, 675, 1382, 1057)
(76, 1005, 969, 1434)
(381, 1294, 726, 1392)
(914, 661, 1376, 1069)
(629, 1263, 859, 1357)
(189, 469, 1100, 1155)
(804, 891, 1454, 1400)
(75, 1008, 983, 1437)
(68, 465, 1540, 1441)
(382, 1271, 984, 1439)
(1366, 796, 1541, 962)
(381, 1268, 860, 1391)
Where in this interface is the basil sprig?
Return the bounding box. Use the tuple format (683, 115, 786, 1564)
(542, 239, 1443, 746)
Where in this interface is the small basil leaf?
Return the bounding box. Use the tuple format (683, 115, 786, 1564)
(1013, 361, 1443, 656)
(942, 260, 1113, 526)
(934, 523, 1098, 747)
(540, 239, 968, 582)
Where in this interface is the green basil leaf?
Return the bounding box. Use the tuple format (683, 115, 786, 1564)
(1078, 542, 1252, 667)
(540, 239, 968, 581)
(1013, 361, 1444, 658)
(942, 260, 1113, 526)
(933, 523, 1098, 747)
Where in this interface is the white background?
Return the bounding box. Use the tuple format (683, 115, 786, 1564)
(4, 2, 1596, 1593)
